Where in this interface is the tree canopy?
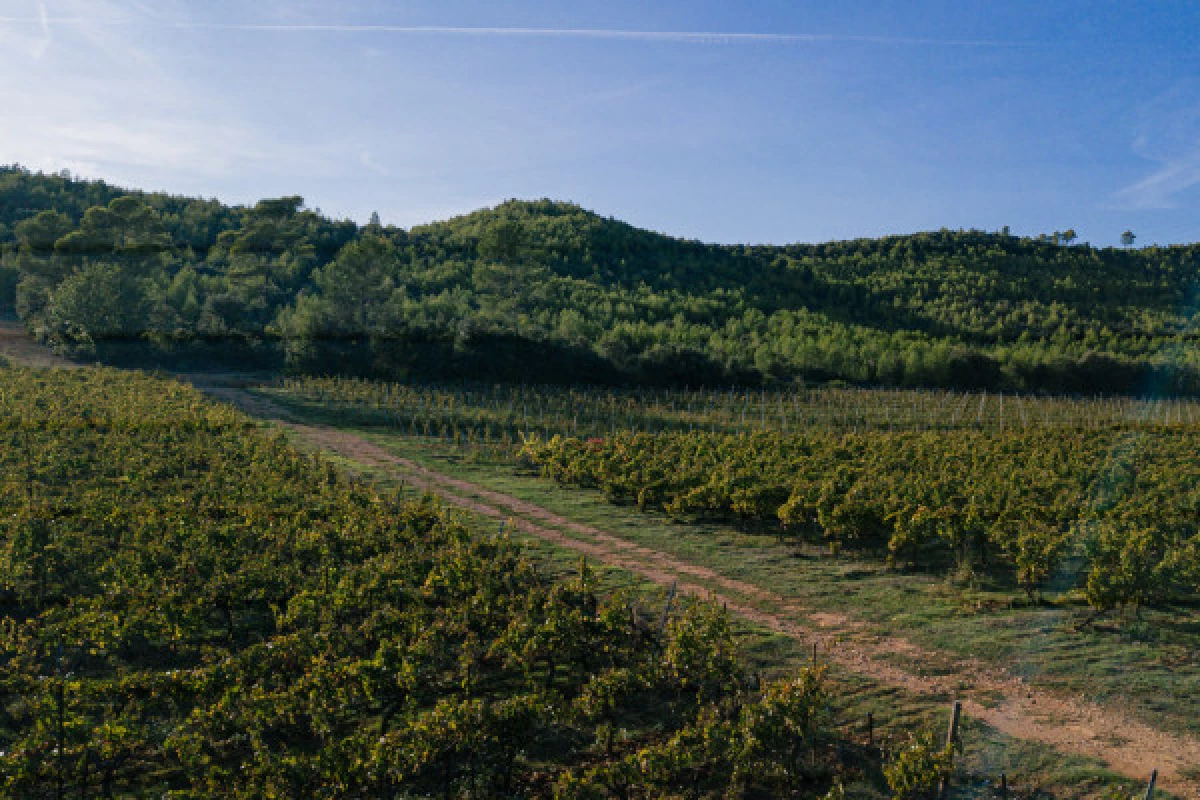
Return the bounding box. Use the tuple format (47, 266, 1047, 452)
(3, 165, 1199, 393)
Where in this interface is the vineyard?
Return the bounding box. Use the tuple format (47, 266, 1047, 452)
(272, 375, 1200, 444)
(520, 429, 1200, 612)
(269, 377, 1200, 614)
(0, 366, 954, 797)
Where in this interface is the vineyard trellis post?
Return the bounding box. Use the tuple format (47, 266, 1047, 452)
(938, 700, 961, 800)
(56, 638, 65, 800)
(1143, 768, 1157, 800)
(656, 581, 677, 648)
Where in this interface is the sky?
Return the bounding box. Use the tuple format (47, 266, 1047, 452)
(2, 0, 1199, 247)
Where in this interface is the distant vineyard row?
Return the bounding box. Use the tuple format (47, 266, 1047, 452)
(520, 429, 1200, 613)
(272, 375, 1200, 443)
(0, 367, 944, 797)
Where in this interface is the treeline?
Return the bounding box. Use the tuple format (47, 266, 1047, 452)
(1, 366, 954, 797)
(4, 165, 1200, 392)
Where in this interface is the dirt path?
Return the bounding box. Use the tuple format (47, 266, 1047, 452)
(0, 317, 79, 368)
(207, 386, 1199, 795)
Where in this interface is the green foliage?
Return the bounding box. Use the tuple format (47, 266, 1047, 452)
(0, 263, 19, 309)
(883, 729, 954, 799)
(1084, 522, 1180, 613)
(6, 166, 1200, 392)
(521, 428, 1200, 611)
(0, 368, 873, 796)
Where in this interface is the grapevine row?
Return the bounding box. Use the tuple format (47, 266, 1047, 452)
(520, 429, 1200, 612)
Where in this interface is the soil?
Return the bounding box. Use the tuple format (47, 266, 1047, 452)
(0, 318, 78, 368)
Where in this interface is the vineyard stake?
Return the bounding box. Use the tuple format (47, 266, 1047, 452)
(56, 639, 65, 800)
(867, 711, 874, 747)
(938, 700, 961, 800)
(656, 581, 677, 646)
(1144, 769, 1157, 800)
(945, 699, 961, 747)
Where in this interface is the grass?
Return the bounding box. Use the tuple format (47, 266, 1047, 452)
(258, 406, 1179, 798)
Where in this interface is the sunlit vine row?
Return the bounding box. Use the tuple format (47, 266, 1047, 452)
(520, 429, 1200, 613)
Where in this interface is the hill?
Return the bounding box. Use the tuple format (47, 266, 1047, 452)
(3, 165, 1200, 392)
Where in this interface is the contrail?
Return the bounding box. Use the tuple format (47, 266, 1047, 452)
(29, 0, 52, 58)
(0, 18, 1039, 48)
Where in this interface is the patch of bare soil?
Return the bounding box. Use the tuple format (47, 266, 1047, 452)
(0, 319, 78, 368)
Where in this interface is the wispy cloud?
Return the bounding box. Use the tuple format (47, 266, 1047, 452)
(1114, 83, 1200, 210)
(359, 151, 390, 177)
(0, 0, 55, 59)
(0, 1, 346, 185)
(1114, 151, 1200, 211)
(31, 0, 51, 58)
(0, 18, 1039, 48)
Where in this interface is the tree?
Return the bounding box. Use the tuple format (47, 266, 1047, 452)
(1121, 230, 1136, 247)
(478, 219, 527, 265)
(14, 210, 73, 253)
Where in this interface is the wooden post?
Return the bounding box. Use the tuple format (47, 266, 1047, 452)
(945, 700, 961, 747)
(998, 773, 1007, 799)
(1144, 769, 1157, 800)
(56, 640, 64, 800)
(656, 582, 677, 646)
(938, 701, 962, 800)
(866, 712, 874, 747)
(811, 641, 818, 667)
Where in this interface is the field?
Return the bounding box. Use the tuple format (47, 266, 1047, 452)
(252, 375, 1200, 796)
(274, 376, 1200, 440)
(2, 334, 1198, 796)
(0, 364, 982, 799)
(267, 377, 1200, 619)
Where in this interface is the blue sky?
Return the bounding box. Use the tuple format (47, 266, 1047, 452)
(2, 0, 1199, 246)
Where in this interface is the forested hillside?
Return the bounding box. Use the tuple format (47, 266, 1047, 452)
(3, 165, 1200, 393)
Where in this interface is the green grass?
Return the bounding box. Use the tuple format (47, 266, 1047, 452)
(258, 407, 1178, 798)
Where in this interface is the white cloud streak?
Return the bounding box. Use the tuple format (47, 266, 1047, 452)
(1114, 150, 1200, 210)
(31, 0, 51, 58)
(0, 18, 1038, 48)
(1114, 83, 1200, 210)
(0, 0, 346, 186)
